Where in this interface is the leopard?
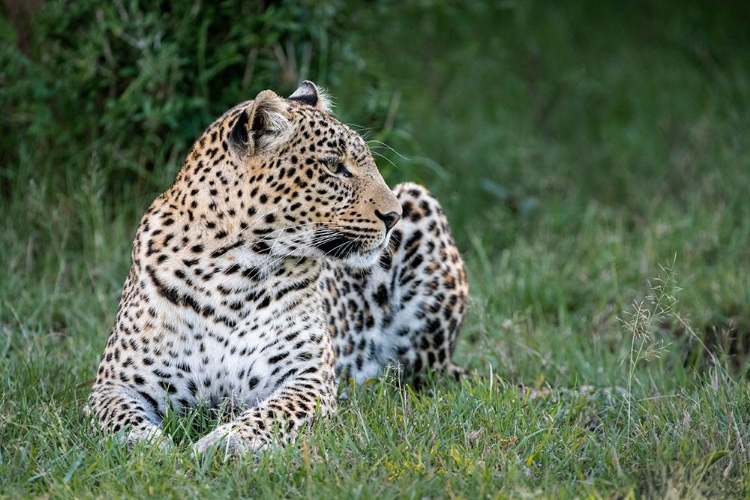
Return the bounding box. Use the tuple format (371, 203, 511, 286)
(87, 81, 468, 455)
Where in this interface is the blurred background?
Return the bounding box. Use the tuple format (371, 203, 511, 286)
(2, 0, 749, 383)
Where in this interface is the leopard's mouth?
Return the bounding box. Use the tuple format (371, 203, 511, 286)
(311, 229, 388, 267)
(312, 233, 364, 259)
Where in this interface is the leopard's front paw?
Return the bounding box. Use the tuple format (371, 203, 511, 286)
(192, 424, 267, 458)
(126, 425, 174, 451)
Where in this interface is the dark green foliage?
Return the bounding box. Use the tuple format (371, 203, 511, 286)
(1, 0, 359, 199)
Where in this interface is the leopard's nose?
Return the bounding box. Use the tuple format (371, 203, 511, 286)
(375, 210, 401, 231)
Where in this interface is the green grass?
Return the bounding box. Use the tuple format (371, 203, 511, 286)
(2, 1, 750, 498)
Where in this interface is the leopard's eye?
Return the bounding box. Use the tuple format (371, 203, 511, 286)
(323, 158, 353, 178)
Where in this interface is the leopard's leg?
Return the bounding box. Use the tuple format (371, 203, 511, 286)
(384, 182, 469, 379)
(328, 182, 468, 383)
(193, 362, 337, 456)
(87, 382, 171, 448)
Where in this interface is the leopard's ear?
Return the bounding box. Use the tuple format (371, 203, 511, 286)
(229, 90, 292, 157)
(288, 81, 332, 113)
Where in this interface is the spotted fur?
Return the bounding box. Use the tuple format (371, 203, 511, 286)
(87, 82, 468, 454)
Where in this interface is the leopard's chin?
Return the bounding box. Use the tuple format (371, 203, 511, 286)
(340, 236, 391, 269)
(341, 247, 381, 269)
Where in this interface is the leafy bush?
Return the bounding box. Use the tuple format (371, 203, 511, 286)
(0, 0, 372, 200)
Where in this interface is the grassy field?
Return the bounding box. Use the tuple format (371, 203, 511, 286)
(2, 2, 749, 498)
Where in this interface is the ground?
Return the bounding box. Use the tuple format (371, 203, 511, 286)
(1, 2, 749, 498)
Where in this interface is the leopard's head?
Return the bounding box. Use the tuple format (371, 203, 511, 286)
(225, 81, 402, 268)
